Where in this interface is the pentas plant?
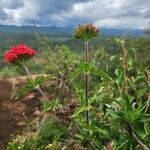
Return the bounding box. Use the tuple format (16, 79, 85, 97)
(4, 44, 49, 101)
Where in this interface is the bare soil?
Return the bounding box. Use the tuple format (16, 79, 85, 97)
(0, 77, 42, 150)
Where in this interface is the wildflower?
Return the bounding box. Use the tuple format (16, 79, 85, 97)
(4, 44, 37, 64)
(73, 23, 99, 41)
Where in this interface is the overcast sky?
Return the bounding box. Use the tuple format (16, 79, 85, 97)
(0, 0, 149, 29)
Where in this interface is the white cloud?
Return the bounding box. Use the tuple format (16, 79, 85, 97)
(95, 19, 120, 28)
(61, 0, 150, 29)
(0, 0, 39, 26)
(0, 0, 149, 28)
(95, 17, 150, 29)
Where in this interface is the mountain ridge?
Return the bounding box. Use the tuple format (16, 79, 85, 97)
(0, 24, 147, 37)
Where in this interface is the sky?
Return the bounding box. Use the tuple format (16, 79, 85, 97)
(0, 0, 150, 29)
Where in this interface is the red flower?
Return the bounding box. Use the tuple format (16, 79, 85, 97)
(4, 44, 37, 63)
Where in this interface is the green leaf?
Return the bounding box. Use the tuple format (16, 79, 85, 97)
(75, 134, 84, 140)
(134, 75, 145, 84)
(69, 67, 82, 81)
(42, 99, 60, 112)
(115, 69, 124, 86)
(92, 126, 109, 136)
(53, 128, 67, 142)
(14, 84, 34, 99)
(124, 95, 132, 112)
(69, 62, 113, 82)
(91, 66, 113, 81)
(88, 93, 98, 104)
(116, 139, 129, 150)
(107, 109, 125, 121)
(72, 106, 86, 117)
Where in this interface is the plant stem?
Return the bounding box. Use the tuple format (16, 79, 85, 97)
(132, 131, 149, 150)
(133, 48, 137, 62)
(127, 124, 149, 150)
(21, 63, 49, 101)
(84, 41, 90, 126)
(120, 41, 127, 93)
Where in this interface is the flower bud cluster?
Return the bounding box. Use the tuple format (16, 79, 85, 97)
(73, 23, 99, 41)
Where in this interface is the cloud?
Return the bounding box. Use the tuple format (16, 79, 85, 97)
(0, 0, 149, 28)
(0, 0, 24, 9)
(0, 0, 39, 25)
(61, 0, 150, 28)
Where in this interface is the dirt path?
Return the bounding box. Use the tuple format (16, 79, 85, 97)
(0, 77, 42, 149)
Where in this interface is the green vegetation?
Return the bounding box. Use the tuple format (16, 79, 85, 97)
(0, 25, 150, 150)
(0, 33, 149, 78)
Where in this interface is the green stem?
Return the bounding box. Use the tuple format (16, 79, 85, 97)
(120, 41, 127, 93)
(85, 41, 90, 126)
(133, 48, 137, 62)
(21, 63, 49, 101)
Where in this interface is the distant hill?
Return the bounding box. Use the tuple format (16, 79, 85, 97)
(0, 25, 147, 37)
(101, 28, 146, 37)
(0, 25, 73, 37)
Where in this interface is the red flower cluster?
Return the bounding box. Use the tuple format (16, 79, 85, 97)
(4, 44, 37, 63)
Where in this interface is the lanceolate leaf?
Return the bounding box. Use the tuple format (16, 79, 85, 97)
(72, 105, 92, 118)
(92, 126, 109, 137)
(91, 66, 113, 81)
(116, 140, 129, 150)
(107, 109, 126, 121)
(14, 84, 35, 99)
(69, 67, 82, 82)
(71, 106, 87, 118)
(70, 62, 113, 82)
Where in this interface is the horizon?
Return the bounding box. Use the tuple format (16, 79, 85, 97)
(0, 0, 149, 29)
(0, 24, 146, 30)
